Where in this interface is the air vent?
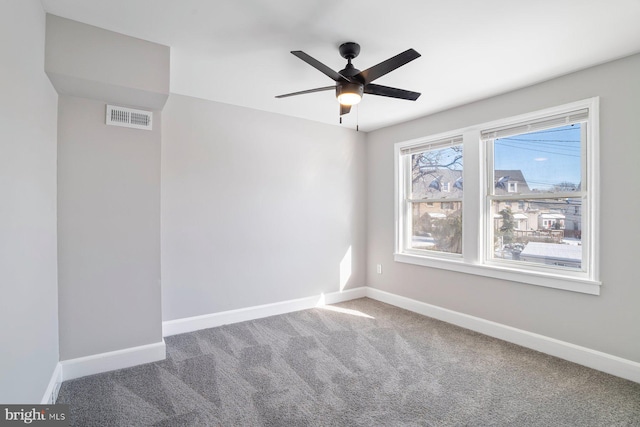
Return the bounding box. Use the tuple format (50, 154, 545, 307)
(106, 105, 153, 130)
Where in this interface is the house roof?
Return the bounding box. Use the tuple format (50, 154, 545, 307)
(494, 170, 531, 195)
(413, 168, 534, 199)
(412, 169, 462, 199)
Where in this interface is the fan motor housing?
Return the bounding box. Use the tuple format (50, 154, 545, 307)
(336, 81, 364, 98)
(340, 64, 363, 81)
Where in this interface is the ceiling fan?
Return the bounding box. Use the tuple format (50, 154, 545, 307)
(275, 42, 421, 116)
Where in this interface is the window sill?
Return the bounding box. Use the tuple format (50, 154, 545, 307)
(394, 252, 601, 295)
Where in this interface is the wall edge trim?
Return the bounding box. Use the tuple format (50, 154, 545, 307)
(59, 340, 166, 382)
(40, 362, 63, 404)
(162, 287, 368, 337)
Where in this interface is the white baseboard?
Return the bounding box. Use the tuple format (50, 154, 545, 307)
(60, 286, 637, 386)
(365, 287, 640, 384)
(54, 289, 367, 383)
(163, 287, 367, 337)
(40, 362, 62, 404)
(60, 340, 166, 382)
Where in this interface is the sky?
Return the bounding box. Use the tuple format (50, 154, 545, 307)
(494, 124, 582, 191)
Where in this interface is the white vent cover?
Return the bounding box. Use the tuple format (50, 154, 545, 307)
(106, 105, 153, 130)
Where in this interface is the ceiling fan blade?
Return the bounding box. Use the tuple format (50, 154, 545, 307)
(357, 49, 421, 84)
(364, 83, 421, 101)
(275, 85, 335, 98)
(340, 104, 351, 115)
(291, 51, 350, 83)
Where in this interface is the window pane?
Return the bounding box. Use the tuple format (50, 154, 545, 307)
(411, 145, 463, 199)
(493, 124, 582, 195)
(490, 198, 582, 269)
(411, 201, 462, 254)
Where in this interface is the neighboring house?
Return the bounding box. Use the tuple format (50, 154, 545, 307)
(411, 168, 581, 238)
(492, 170, 582, 239)
(494, 170, 538, 235)
(411, 169, 463, 235)
(493, 170, 531, 195)
(539, 213, 565, 230)
(411, 170, 581, 239)
(493, 170, 536, 232)
(492, 170, 583, 266)
(531, 198, 582, 238)
(411, 168, 463, 200)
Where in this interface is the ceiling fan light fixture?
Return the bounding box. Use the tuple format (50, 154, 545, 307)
(337, 92, 362, 106)
(275, 43, 421, 116)
(336, 82, 364, 106)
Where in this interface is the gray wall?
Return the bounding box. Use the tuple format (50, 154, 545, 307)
(366, 53, 640, 363)
(45, 14, 169, 110)
(2, 4, 636, 402)
(161, 94, 366, 320)
(0, 0, 59, 403)
(57, 95, 162, 359)
(48, 13, 168, 361)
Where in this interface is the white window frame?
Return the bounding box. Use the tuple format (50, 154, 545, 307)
(396, 135, 464, 260)
(507, 181, 517, 193)
(394, 97, 600, 295)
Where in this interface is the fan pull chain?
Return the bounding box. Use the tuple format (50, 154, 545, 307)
(356, 105, 359, 132)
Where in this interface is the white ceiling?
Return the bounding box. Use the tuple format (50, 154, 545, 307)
(40, 0, 640, 132)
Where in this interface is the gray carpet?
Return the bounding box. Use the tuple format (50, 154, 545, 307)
(57, 298, 640, 426)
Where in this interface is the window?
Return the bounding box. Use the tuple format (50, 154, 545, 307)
(397, 136, 463, 256)
(484, 109, 589, 274)
(395, 98, 600, 294)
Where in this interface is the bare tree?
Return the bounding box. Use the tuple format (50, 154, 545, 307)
(553, 181, 579, 192)
(412, 146, 463, 184)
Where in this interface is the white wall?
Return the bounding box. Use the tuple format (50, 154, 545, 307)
(161, 95, 366, 320)
(57, 95, 162, 359)
(0, 0, 59, 403)
(366, 53, 640, 363)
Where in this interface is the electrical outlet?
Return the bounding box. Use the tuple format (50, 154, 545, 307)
(376, 264, 382, 274)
